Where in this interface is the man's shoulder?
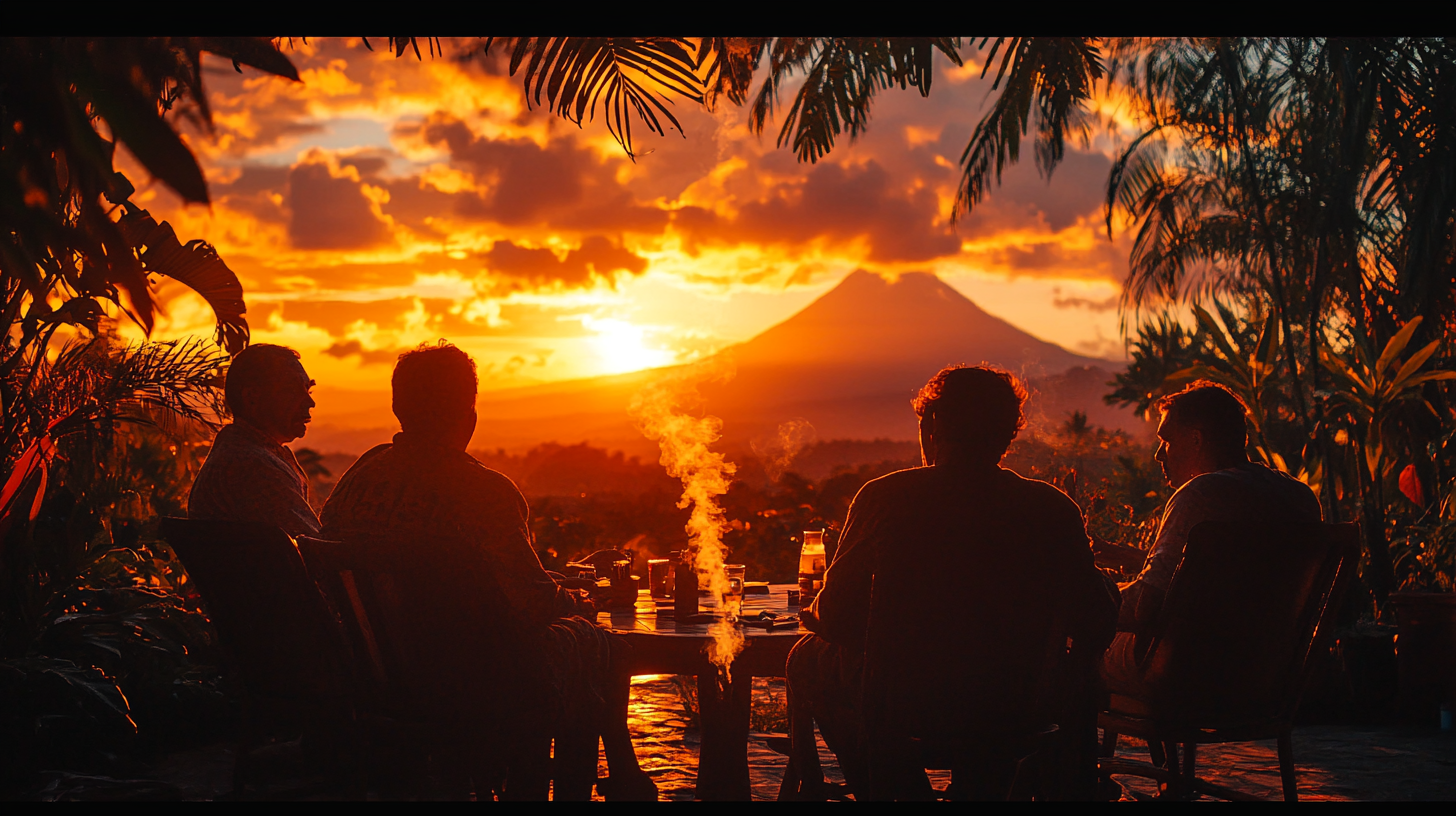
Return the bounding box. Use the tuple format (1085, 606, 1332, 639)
(341, 445, 522, 496)
(999, 467, 1071, 496)
(197, 430, 283, 478)
(1186, 462, 1315, 499)
(855, 466, 935, 498)
(994, 470, 1087, 524)
(462, 457, 527, 497)
(863, 465, 930, 487)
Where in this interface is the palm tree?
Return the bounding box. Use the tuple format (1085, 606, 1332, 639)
(443, 37, 1105, 215)
(1103, 38, 1456, 600)
(2, 38, 298, 472)
(1105, 313, 1201, 418)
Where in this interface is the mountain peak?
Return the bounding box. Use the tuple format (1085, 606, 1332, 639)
(728, 269, 1096, 378)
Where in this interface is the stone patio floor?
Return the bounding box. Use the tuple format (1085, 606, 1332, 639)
(27, 674, 1456, 800)
(607, 677, 1456, 802)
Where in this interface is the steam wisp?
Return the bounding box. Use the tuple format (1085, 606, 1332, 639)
(752, 418, 816, 482)
(630, 357, 744, 676)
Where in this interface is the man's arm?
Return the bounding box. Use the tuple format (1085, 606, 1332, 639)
(472, 473, 585, 628)
(1116, 484, 1207, 631)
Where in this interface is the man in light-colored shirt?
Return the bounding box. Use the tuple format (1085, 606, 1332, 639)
(1102, 381, 1320, 695)
(188, 344, 320, 537)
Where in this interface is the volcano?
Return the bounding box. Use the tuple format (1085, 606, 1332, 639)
(457, 270, 1141, 457)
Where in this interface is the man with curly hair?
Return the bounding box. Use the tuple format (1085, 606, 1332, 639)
(785, 364, 1118, 799)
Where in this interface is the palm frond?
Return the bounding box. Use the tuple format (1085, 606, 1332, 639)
(116, 205, 248, 355)
(486, 38, 706, 159)
(698, 38, 770, 109)
(746, 38, 961, 163)
(957, 37, 1104, 218)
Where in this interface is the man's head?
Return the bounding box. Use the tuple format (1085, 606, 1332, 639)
(224, 344, 314, 444)
(392, 340, 478, 449)
(912, 365, 1027, 467)
(1153, 381, 1250, 488)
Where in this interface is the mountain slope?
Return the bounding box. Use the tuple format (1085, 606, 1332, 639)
(459, 270, 1140, 456)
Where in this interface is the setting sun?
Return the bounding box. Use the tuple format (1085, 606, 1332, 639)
(586, 317, 676, 376)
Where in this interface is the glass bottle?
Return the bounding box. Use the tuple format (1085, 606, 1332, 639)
(798, 530, 827, 600)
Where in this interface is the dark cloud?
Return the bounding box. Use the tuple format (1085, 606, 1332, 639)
(676, 160, 961, 263)
(481, 236, 647, 286)
(216, 165, 289, 198)
(555, 192, 671, 233)
(376, 179, 458, 237)
(1053, 288, 1119, 312)
(336, 152, 389, 178)
(323, 339, 404, 366)
(209, 165, 289, 225)
(413, 114, 588, 225)
(980, 148, 1113, 232)
(288, 160, 393, 250)
(971, 237, 1129, 279)
(404, 113, 674, 235)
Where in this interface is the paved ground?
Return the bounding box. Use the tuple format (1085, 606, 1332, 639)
(605, 677, 1456, 802)
(24, 675, 1456, 800)
(1108, 726, 1456, 802)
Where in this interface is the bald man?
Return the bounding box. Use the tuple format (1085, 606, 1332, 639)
(189, 343, 320, 537)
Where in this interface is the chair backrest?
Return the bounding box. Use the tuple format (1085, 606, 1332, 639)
(159, 517, 350, 704)
(861, 572, 1069, 742)
(295, 534, 543, 725)
(1143, 520, 1360, 728)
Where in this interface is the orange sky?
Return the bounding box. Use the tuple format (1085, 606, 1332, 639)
(119, 39, 1138, 440)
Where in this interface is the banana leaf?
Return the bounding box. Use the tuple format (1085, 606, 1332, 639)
(0, 655, 136, 773)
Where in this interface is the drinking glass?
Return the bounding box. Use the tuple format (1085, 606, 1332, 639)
(647, 558, 673, 598)
(725, 564, 746, 600)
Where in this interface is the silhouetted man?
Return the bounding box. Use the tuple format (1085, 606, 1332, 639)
(788, 365, 1119, 799)
(320, 341, 652, 801)
(1101, 381, 1321, 697)
(189, 343, 320, 536)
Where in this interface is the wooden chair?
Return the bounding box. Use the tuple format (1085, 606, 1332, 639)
(1097, 521, 1361, 801)
(295, 534, 552, 800)
(860, 590, 1072, 802)
(158, 518, 357, 793)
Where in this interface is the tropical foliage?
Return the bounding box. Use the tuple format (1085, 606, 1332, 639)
(2, 34, 1455, 790)
(1099, 38, 1456, 602)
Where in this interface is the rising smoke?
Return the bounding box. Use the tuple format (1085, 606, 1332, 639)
(752, 418, 816, 482)
(629, 356, 744, 676)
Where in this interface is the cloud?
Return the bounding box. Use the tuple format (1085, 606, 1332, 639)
(963, 149, 1113, 234)
(1053, 288, 1120, 312)
(676, 160, 960, 264)
(129, 40, 1136, 398)
(288, 150, 394, 249)
(323, 339, 404, 365)
(482, 236, 647, 287)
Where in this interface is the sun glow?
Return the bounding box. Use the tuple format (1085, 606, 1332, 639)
(586, 318, 676, 375)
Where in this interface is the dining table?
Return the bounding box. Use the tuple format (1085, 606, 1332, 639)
(596, 583, 809, 801)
